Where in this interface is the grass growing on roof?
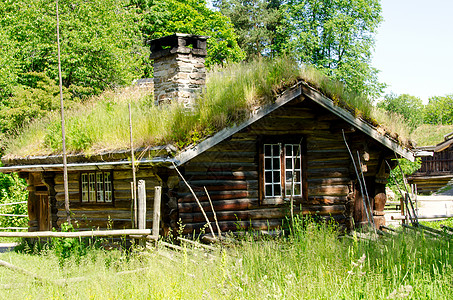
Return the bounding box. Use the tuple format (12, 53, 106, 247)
(5, 57, 412, 157)
(411, 124, 453, 146)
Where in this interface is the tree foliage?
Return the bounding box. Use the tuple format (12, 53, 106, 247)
(214, 0, 289, 59)
(376, 93, 424, 129)
(216, 0, 385, 97)
(134, 0, 245, 67)
(0, 171, 28, 229)
(0, 0, 145, 97)
(285, 0, 384, 97)
(424, 95, 453, 125)
(386, 158, 421, 199)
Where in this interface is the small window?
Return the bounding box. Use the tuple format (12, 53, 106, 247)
(261, 142, 303, 203)
(80, 171, 113, 203)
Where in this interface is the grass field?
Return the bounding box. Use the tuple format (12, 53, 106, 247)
(0, 219, 451, 299)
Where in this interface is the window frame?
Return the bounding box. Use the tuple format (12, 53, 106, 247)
(79, 171, 114, 204)
(259, 136, 307, 205)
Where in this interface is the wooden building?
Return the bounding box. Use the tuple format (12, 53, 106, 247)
(409, 132, 453, 194)
(0, 34, 415, 235)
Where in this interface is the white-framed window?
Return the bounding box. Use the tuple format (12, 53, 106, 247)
(81, 171, 113, 203)
(263, 143, 303, 200)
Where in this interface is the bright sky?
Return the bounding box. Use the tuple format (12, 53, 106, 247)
(373, 0, 453, 103)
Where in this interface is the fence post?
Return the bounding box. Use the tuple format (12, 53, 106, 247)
(400, 194, 405, 225)
(153, 186, 162, 240)
(137, 180, 146, 230)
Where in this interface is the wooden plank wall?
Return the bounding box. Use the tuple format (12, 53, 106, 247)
(51, 168, 160, 230)
(176, 99, 389, 234)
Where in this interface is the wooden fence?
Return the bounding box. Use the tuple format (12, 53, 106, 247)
(0, 184, 162, 240)
(0, 201, 28, 231)
(389, 193, 453, 223)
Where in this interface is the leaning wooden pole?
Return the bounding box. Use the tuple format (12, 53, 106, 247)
(129, 103, 137, 228)
(172, 162, 216, 238)
(56, 0, 70, 224)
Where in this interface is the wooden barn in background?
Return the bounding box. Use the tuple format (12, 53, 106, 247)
(0, 34, 415, 236)
(409, 131, 453, 194)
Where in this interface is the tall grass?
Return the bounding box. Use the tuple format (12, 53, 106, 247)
(0, 219, 451, 299)
(370, 107, 412, 145)
(5, 57, 412, 157)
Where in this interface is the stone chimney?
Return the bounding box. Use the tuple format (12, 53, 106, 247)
(150, 33, 208, 108)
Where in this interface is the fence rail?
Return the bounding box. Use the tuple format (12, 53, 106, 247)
(0, 201, 27, 207)
(0, 214, 28, 218)
(387, 187, 453, 224)
(0, 227, 27, 230)
(0, 229, 154, 238)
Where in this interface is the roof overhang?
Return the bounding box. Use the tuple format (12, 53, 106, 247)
(0, 157, 176, 173)
(435, 138, 453, 152)
(0, 145, 177, 173)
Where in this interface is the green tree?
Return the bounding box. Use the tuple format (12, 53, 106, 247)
(0, 28, 18, 99)
(424, 95, 453, 125)
(214, 0, 289, 59)
(376, 93, 424, 129)
(0, 171, 28, 229)
(284, 0, 384, 98)
(0, 0, 145, 97)
(135, 0, 245, 66)
(387, 158, 421, 199)
(0, 72, 73, 139)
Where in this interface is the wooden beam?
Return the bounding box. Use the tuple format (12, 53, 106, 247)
(0, 229, 152, 238)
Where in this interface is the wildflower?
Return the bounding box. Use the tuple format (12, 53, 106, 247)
(387, 285, 413, 299)
(358, 254, 366, 264)
(202, 290, 212, 300)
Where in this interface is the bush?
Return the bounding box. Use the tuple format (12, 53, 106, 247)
(0, 172, 28, 229)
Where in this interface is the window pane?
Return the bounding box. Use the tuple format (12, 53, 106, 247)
(97, 173, 104, 202)
(265, 158, 271, 169)
(264, 144, 272, 156)
(273, 158, 279, 168)
(286, 144, 292, 156)
(265, 185, 273, 197)
(273, 171, 280, 183)
(286, 158, 292, 169)
(284, 144, 302, 198)
(265, 171, 272, 183)
(263, 143, 281, 198)
(89, 173, 96, 203)
(274, 184, 281, 196)
(286, 171, 292, 181)
(294, 184, 301, 196)
(81, 173, 89, 202)
(104, 172, 112, 203)
(295, 171, 301, 182)
(286, 184, 292, 196)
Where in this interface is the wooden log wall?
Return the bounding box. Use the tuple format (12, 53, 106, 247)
(50, 168, 161, 230)
(417, 145, 453, 175)
(175, 98, 394, 234)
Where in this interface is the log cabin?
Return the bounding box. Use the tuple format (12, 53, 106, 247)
(409, 131, 453, 194)
(0, 34, 415, 236)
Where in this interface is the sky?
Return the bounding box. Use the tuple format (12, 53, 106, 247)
(372, 0, 453, 103)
